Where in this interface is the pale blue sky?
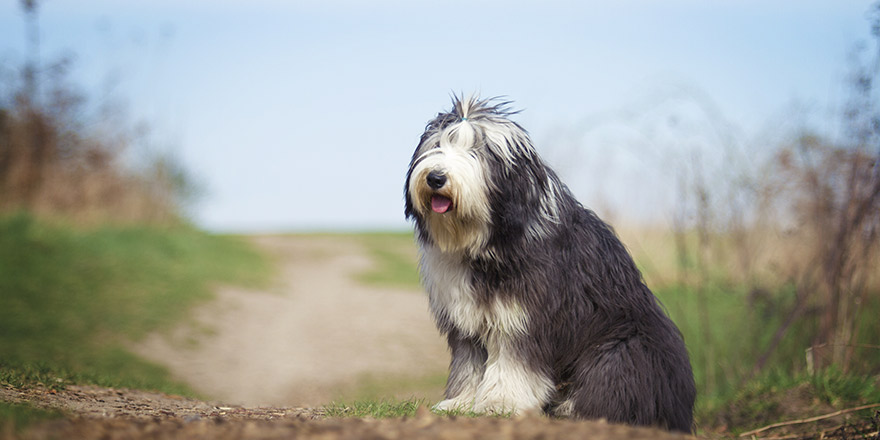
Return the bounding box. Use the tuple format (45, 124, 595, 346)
(0, 1, 876, 231)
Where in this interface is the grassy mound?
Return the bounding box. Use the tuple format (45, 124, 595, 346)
(0, 213, 271, 395)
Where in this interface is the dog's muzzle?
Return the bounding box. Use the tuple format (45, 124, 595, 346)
(426, 171, 453, 214)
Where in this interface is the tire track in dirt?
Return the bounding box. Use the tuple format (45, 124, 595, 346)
(132, 235, 448, 406)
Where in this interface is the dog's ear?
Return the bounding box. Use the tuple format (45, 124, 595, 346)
(404, 181, 416, 220)
(486, 149, 550, 248)
(405, 116, 443, 221)
(404, 154, 417, 221)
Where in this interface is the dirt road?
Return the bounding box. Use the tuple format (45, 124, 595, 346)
(133, 234, 449, 406)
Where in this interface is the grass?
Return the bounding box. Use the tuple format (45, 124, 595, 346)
(331, 372, 447, 403)
(709, 368, 880, 434)
(286, 231, 420, 290)
(0, 212, 271, 396)
(621, 226, 880, 430)
(652, 280, 880, 425)
(324, 398, 515, 419)
(354, 232, 421, 290)
(324, 398, 431, 418)
(653, 282, 766, 414)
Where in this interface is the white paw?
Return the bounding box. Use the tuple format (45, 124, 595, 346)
(432, 398, 473, 413)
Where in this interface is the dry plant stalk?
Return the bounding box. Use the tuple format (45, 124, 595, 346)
(738, 403, 880, 438)
(671, 8, 880, 377)
(1, 0, 191, 224)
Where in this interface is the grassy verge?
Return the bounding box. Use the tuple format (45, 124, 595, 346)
(709, 368, 880, 435)
(331, 372, 446, 404)
(0, 212, 271, 396)
(324, 399, 431, 418)
(324, 398, 514, 419)
(354, 232, 421, 290)
(652, 281, 880, 427)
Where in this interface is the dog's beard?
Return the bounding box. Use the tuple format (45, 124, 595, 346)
(423, 206, 489, 254)
(406, 110, 501, 255)
(409, 167, 490, 255)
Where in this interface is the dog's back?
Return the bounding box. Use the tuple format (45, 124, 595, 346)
(473, 183, 695, 432)
(559, 207, 695, 431)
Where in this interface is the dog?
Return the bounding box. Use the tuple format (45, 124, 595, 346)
(404, 96, 695, 432)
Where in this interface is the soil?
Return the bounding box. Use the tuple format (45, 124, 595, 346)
(1, 383, 694, 440)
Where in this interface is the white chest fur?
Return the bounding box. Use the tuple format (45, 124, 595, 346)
(419, 246, 528, 341)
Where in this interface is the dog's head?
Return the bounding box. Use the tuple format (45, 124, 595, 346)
(405, 96, 560, 255)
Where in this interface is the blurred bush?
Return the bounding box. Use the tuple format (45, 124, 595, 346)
(661, 3, 880, 411)
(0, 1, 199, 225)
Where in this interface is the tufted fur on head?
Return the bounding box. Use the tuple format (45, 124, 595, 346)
(405, 96, 563, 256)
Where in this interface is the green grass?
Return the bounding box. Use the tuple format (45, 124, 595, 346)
(654, 282, 764, 414)
(324, 398, 431, 418)
(331, 372, 447, 403)
(0, 401, 63, 432)
(324, 398, 514, 419)
(708, 368, 880, 434)
(0, 212, 271, 395)
(653, 280, 880, 424)
(354, 232, 421, 290)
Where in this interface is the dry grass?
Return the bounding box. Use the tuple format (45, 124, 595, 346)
(0, 28, 196, 225)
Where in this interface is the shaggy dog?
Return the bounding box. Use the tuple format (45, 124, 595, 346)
(404, 96, 695, 432)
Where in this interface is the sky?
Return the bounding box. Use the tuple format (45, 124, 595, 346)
(0, 1, 877, 232)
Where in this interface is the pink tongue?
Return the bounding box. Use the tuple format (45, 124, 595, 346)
(431, 195, 453, 213)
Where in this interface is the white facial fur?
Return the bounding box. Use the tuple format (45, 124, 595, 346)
(408, 120, 492, 255)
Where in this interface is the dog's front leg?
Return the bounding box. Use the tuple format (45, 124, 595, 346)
(472, 334, 553, 415)
(433, 330, 486, 413)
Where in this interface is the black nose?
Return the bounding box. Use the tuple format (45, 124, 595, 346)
(426, 171, 447, 189)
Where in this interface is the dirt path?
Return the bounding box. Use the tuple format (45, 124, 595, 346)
(1, 384, 695, 440)
(133, 235, 449, 407)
